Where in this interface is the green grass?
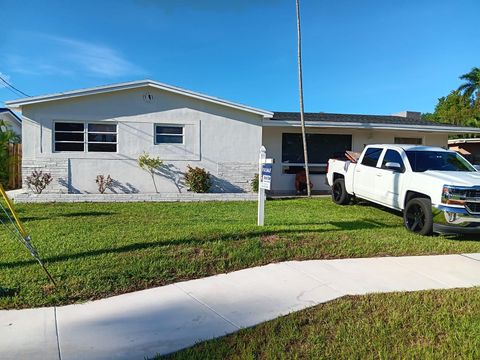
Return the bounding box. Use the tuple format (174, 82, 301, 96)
(1, 198, 480, 309)
(163, 288, 480, 359)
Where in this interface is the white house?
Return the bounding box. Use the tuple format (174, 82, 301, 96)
(6, 80, 480, 195)
(0, 108, 22, 137)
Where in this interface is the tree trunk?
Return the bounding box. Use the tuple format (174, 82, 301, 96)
(151, 172, 159, 193)
(296, 0, 311, 197)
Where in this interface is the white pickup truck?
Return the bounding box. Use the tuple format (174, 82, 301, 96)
(326, 144, 480, 235)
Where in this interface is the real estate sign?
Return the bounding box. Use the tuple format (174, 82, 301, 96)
(259, 163, 272, 190)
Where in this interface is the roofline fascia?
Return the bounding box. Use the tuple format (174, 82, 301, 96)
(0, 109, 22, 124)
(5, 80, 273, 118)
(262, 120, 480, 133)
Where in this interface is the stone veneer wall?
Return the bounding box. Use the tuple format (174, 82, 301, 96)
(216, 162, 257, 193)
(14, 193, 257, 203)
(22, 159, 69, 193)
(21, 159, 257, 194)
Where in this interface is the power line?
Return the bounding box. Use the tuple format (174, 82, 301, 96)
(0, 75, 30, 97)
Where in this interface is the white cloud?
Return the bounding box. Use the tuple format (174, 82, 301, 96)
(5, 34, 144, 78)
(52, 36, 143, 77)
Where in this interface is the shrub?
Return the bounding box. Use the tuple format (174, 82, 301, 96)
(0, 120, 20, 187)
(184, 165, 211, 193)
(251, 174, 259, 193)
(138, 152, 163, 193)
(26, 170, 53, 194)
(96, 175, 113, 194)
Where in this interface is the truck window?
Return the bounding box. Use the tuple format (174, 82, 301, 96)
(361, 147, 383, 167)
(406, 151, 476, 172)
(381, 150, 405, 171)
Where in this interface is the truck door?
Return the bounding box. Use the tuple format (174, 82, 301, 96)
(354, 147, 384, 200)
(376, 149, 405, 209)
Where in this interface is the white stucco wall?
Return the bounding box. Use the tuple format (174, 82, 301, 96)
(262, 126, 449, 193)
(21, 87, 263, 194)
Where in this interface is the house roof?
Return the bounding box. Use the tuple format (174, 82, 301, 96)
(266, 112, 480, 134)
(448, 138, 480, 145)
(5, 80, 273, 118)
(0, 108, 22, 124)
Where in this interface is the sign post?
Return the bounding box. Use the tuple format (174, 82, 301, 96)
(258, 146, 273, 226)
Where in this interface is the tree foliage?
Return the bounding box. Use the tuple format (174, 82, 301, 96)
(458, 67, 480, 101)
(423, 68, 480, 137)
(0, 120, 20, 186)
(137, 152, 163, 193)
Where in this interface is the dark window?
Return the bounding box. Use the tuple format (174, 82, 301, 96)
(361, 147, 383, 167)
(88, 124, 116, 133)
(54, 122, 117, 152)
(394, 137, 422, 145)
(282, 165, 327, 175)
(88, 143, 117, 152)
(155, 125, 184, 144)
(87, 123, 117, 152)
(55, 142, 84, 152)
(281, 133, 352, 164)
(54, 122, 85, 152)
(406, 151, 476, 172)
(381, 150, 405, 171)
(55, 123, 84, 132)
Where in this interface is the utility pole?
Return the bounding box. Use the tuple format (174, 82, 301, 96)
(295, 0, 311, 197)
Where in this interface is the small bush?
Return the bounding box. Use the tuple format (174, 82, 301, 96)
(184, 165, 211, 193)
(26, 170, 53, 194)
(96, 175, 113, 194)
(138, 152, 163, 193)
(251, 174, 259, 193)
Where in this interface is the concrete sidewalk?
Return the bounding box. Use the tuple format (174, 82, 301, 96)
(2, 253, 480, 360)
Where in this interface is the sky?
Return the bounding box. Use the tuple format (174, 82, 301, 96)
(0, 0, 479, 114)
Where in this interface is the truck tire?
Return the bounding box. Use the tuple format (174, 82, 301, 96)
(403, 198, 433, 236)
(332, 178, 351, 205)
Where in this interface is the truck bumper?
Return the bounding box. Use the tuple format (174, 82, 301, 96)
(432, 205, 480, 234)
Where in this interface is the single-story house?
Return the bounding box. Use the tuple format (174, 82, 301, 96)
(6, 80, 480, 195)
(0, 108, 22, 137)
(448, 138, 480, 165)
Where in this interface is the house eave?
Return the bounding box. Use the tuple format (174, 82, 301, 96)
(5, 80, 273, 118)
(0, 109, 22, 124)
(262, 120, 480, 133)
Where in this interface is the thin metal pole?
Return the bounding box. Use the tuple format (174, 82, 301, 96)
(296, 0, 311, 197)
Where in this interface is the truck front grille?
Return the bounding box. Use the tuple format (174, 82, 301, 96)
(466, 202, 480, 214)
(466, 189, 480, 198)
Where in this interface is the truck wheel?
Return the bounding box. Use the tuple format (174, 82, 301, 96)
(403, 198, 433, 236)
(332, 178, 351, 205)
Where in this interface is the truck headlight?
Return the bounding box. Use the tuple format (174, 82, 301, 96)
(442, 185, 467, 205)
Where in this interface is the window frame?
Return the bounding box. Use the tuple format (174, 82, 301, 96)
(360, 147, 383, 167)
(394, 137, 423, 145)
(280, 132, 353, 174)
(53, 121, 118, 153)
(154, 124, 185, 145)
(380, 149, 406, 173)
(87, 123, 118, 153)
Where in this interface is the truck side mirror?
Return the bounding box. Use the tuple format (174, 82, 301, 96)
(385, 162, 402, 171)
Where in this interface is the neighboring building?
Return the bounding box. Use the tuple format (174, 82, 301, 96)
(0, 108, 22, 137)
(6, 80, 480, 195)
(448, 138, 480, 165)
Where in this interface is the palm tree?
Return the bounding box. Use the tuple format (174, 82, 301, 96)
(458, 67, 480, 102)
(295, 0, 311, 197)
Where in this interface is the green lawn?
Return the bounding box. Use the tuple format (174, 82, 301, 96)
(1, 198, 480, 309)
(163, 288, 480, 359)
